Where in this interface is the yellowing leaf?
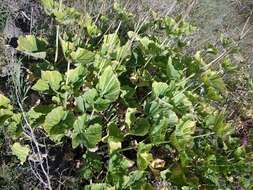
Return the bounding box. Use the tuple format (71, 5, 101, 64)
(66, 65, 86, 84)
(71, 47, 95, 65)
(11, 143, 30, 165)
(0, 94, 10, 108)
(32, 79, 49, 92)
(17, 35, 38, 52)
(17, 35, 47, 59)
(41, 70, 62, 91)
(152, 82, 169, 98)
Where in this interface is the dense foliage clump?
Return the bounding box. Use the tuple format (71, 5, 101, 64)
(0, 0, 253, 189)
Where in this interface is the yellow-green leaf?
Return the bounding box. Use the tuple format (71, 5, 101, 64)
(11, 142, 30, 165)
(32, 79, 49, 92)
(41, 70, 62, 91)
(98, 66, 120, 102)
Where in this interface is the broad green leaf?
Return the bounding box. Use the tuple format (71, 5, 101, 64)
(108, 153, 129, 188)
(72, 115, 102, 149)
(17, 35, 47, 59)
(41, 70, 63, 91)
(0, 109, 13, 125)
(210, 113, 234, 140)
(101, 33, 120, 56)
(152, 82, 169, 98)
(76, 88, 99, 112)
(116, 42, 131, 61)
(123, 170, 147, 189)
(70, 47, 95, 65)
(27, 108, 44, 126)
(82, 14, 101, 37)
(170, 119, 196, 151)
(73, 114, 88, 131)
(137, 142, 153, 170)
(66, 65, 86, 84)
(202, 70, 227, 98)
(207, 86, 222, 101)
(72, 114, 88, 148)
(150, 117, 169, 143)
(11, 142, 30, 165)
(32, 79, 49, 92)
(108, 122, 124, 142)
(44, 106, 66, 132)
(83, 88, 98, 105)
(120, 85, 137, 107)
(84, 124, 102, 148)
(113, 2, 134, 23)
(81, 152, 102, 180)
(0, 94, 10, 108)
(97, 66, 120, 102)
(108, 123, 124, 153)
(17, 35, 38, 52)
(60, 38, 75, 59)
(166, 57, 181, 80)
(130, 118, 150, 136)
(0, 109, 13, 118)
(222, 57, 237, 72)
(94, 97, 111, 111)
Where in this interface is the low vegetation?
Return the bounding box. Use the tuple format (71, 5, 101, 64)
(0, 0, 253, 189)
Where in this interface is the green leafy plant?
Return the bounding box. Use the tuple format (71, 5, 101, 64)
(1, 0, 253, 189)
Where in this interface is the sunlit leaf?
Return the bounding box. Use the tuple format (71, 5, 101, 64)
(17, 35, 47, 58)
(97, 66, 120, 102)
(70, 47, 95, 65)
(137, 142, 153, 170)
(11, 142, 30, 165)
(0, 94, 10, 108)
(32, 79, 49, 92)
(41, 70, 63, 91)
